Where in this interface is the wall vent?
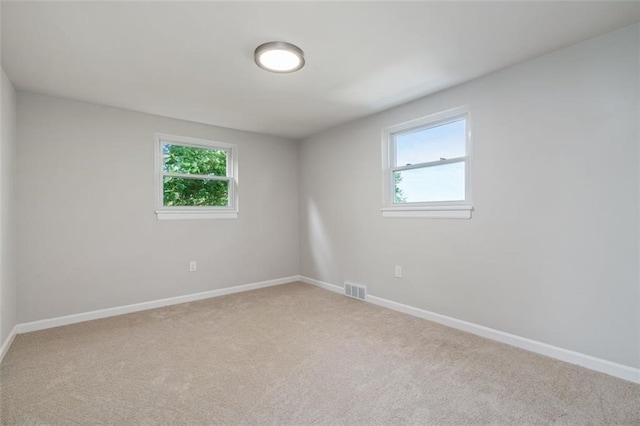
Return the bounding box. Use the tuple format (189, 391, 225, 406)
(344, 282, 366, 301)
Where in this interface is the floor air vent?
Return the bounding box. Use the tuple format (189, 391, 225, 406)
(344, 282, 366, 301)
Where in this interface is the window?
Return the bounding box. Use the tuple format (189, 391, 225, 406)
(155, 134, 238, 220)
(382, 107, 472, 219)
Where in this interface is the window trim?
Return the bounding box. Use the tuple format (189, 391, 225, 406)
(155, 133, 239, 220)
(381, 106, 473, 219)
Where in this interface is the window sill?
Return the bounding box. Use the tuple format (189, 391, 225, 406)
(156, 210, 238, 220)
(382, 205, 473, 219)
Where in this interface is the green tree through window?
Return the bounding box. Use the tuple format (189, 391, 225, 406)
(394, 172, 407, 203)
(162, 144, 229, 207)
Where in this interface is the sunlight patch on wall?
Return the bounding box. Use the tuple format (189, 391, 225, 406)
(305, 198, 334, 281)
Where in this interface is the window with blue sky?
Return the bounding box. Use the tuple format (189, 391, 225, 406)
(393, 118, 467, 203)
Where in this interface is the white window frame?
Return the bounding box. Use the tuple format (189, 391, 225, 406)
(155, 133, 238, 220)
(382, 107, 473, 219)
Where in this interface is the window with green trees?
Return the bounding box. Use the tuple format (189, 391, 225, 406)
(163, 144, 228, 206)
(156, 134, 238, 219)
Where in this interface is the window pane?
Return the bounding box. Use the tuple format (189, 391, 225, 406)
(395, 118, 465, 166)
(394, 162, 465, 203)
(163, 143, 227, 176)
(163, 177, 229, 207)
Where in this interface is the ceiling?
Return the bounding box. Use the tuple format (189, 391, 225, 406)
(2, 1, 639, 140)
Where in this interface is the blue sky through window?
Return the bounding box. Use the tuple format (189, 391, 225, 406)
(394, 118, 466, 203)
(395, 119, 465, 166)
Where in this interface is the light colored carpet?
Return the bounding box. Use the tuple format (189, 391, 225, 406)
(1, 282, 639, 425)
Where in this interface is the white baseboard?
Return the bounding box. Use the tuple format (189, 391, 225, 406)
(10, 275, 640, 385)
(16, 276, 300, 334)
(300, 276, 343, 294)
(299, 276, 640, 385)
(0, 326, 17, 364)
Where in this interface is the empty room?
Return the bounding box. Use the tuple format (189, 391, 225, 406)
(1, 1, 639, 424)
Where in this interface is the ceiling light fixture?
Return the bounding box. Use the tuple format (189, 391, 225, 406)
(254, 41, 305, 73)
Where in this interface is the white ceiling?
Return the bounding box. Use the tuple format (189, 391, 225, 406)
(2, 1, 639, 140)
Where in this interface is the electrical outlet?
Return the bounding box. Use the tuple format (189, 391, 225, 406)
(189, 261, 197, 272)
(395, 265, 402, 278)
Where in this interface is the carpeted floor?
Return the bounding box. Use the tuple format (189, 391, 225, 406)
(1, 282, 639, 425)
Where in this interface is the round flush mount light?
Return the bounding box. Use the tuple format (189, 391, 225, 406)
(254, 41, 305, 73)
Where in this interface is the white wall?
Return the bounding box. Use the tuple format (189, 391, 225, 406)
(17, 93, 299, 323)
(0, 67, 17, 344)
(299, 25, 640, 368)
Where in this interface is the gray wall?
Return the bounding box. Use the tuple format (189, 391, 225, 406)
(1, 67, 17, 344)
(299, 25, 639, 368)
(17, 93, 300, 323)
